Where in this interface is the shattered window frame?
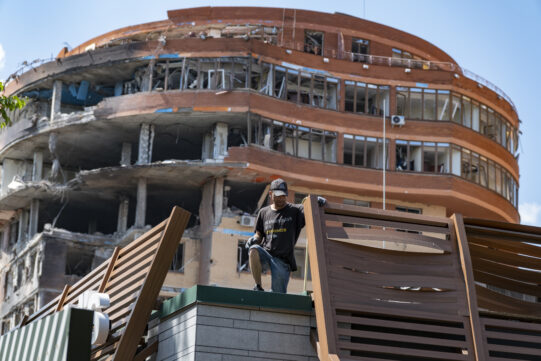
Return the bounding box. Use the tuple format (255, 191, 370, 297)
(304, 30, 324, 56)
(394, 139, 517, 207)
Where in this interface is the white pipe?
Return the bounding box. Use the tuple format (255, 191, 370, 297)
(383, 100, 386, 211)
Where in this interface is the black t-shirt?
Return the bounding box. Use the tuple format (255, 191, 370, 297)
(254, 203, 305, 272)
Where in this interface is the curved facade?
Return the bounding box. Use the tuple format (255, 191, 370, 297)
(0, 7, 519, 331)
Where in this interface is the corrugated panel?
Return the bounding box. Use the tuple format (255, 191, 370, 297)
(0, 307, 92, 361)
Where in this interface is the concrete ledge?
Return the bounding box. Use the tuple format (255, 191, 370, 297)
(158, 285, 312, 320)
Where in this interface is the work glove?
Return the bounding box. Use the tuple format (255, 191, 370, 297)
(317, 196, 327, 207)
(245, 235, 259, 249)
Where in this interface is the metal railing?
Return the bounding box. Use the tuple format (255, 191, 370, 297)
(343, 51, 517, 113)
(4, 41, 517, 114)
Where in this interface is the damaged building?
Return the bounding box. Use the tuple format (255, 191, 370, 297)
(0, 7, 520, 333)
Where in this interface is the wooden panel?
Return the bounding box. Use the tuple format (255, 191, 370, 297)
(327, 226, 451, 253)
(20, 206, 191, 361)
(305, 197, 476, 360)
(480, 315, 541, 361)
(475, 286, 541, 318)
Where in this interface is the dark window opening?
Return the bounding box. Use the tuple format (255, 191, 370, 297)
(304, 30, 323, 55)
(170, 243, 184, 272)
(237, 240, 250, 272)
(65, 248, 94, 277)
(351, 38, 370, 62)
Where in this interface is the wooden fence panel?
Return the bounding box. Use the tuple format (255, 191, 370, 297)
(305, 196, 477, 361)
(21, 206, 191, 361)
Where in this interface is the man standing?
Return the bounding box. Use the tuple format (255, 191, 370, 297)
(245, 179, 325, 293)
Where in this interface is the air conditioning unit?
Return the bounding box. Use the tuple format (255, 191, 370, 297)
(391, 115, 406, 127)
(240, 215, 256, 227)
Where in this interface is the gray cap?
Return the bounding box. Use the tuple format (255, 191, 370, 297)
(270, 178, 288, 196)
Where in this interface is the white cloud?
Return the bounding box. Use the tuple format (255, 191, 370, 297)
(519, 202, 541, 227)
(0, 43, 5, 71)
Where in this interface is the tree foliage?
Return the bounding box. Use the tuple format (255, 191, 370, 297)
(0, 81, 26, 128)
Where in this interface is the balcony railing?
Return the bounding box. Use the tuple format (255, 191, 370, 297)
(343, 51, 517, 113)
(3, 37, 517, 115)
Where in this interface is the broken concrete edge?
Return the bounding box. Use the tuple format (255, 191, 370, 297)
(153, 284, 312, 321)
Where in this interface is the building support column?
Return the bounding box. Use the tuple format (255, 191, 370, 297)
(198, 178, 215, 285)
(137, 124, 155, 165)
(214, 177, 224, 226)
(120, 142, 132, 166)
(117, 195, 129, 233)
(28, 199, 39, 238)
(50, 80, 62, 122)
(17, 210, 28, 243)
(32, 150, 43, 182)
(135, 178, 147, 228)
(212, 122, 228, 160)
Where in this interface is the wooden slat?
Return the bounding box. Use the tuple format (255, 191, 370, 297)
(327, 226, 451, 253)
(324, 201, 450, 228)
(451, 213, 487, 361)
(112, 206, 191, 361)
(338, 341, 469, 360)
(473, 270, 541, 297)
(106, 266, 150, 298)
(480, 316, 541, 332)
(484, 330, 541, 344)
(55, 285, 71, 312)
(325, 213, 450, 235)
(464, 219, 541, 243)
(476, 286, 541, 318)
(484, 343, 541, 356)
(118, 219, 167, 256)
(335, 315, 467, 336)
(99, 247, 121, 292)
(330, 283, 460, 306)
(469, 243, 541, 270)
(333, 302, 464, 324)
(467, 235, 541, 258)
(305, 195, 338, 359)
(472, 258, 541, 284)
(112, 233, 162, 271)
(336, 328, 467, 348)
(326, 238, 455, 266)
(133, 340, 159, 361)
(328, 267, 460, 290)
(109, 246, 158, 280)
(328, 253, 455, 277)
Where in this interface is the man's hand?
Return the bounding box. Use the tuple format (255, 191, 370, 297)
(245, 235, 260, 249)
(317, 196, 327, 207)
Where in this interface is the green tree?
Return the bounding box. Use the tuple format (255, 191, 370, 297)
(0, 81, 26, 128)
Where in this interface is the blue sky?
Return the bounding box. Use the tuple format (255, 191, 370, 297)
(1, 0, 539, 225)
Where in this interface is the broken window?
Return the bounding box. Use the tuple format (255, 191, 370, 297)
(3, 271, 12, 300)
(304, 30, 323, 55)
(351, 38, 370, 62)
(451, 94, 462, 124)
(437, 90, 450, 121)
(344, 134, 387, 169)
(65, 247, 94, 277)
(396, 140, 452, 174)
(396, 87, 408, 116)
(9, 221, 18, 247)
(424, 89, 436, 120)
(237, 240, 250, 272)
(345, 82, 387, 115)
(169, 243, 184, 272)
